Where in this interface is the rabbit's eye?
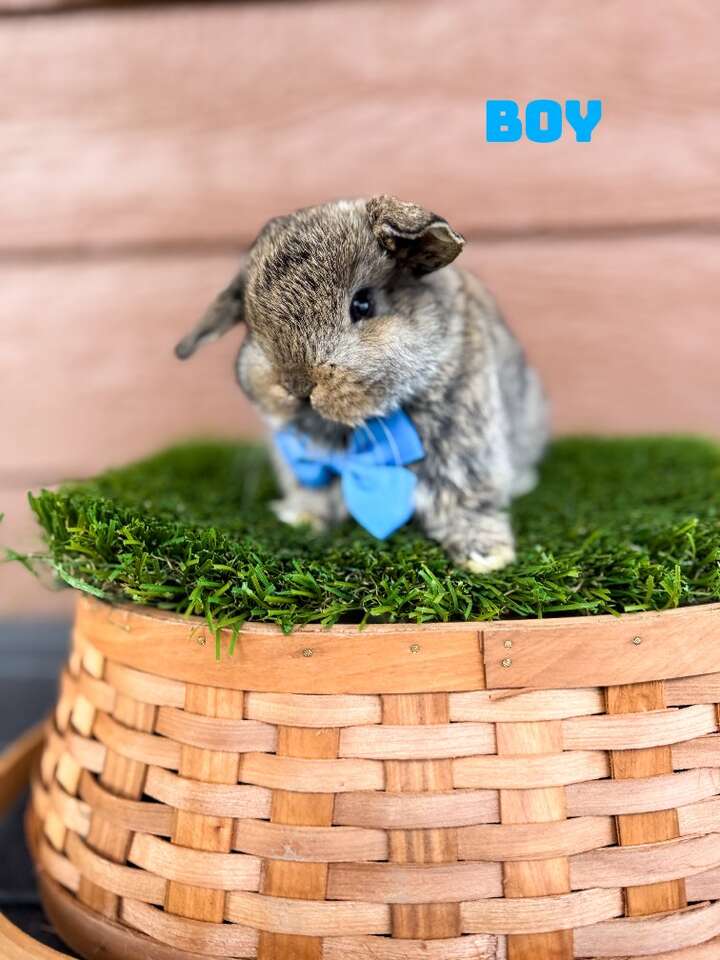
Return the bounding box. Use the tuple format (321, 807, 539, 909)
(349, 288, 375, 323)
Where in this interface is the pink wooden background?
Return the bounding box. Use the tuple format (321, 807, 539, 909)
(1, 0, 719, 616)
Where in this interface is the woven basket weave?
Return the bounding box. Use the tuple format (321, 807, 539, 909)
(28, 595, 720, 960)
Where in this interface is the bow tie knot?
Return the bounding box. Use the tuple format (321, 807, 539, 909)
(274, 409, 424, 539)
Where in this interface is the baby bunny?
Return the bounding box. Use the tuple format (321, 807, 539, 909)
(175, 196, 548, 572)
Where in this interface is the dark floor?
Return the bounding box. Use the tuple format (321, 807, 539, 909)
(0, 618, 79, 954)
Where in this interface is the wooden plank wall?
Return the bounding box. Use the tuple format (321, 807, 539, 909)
(1, 0, 719, 616)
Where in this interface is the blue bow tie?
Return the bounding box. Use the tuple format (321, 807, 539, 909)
(274, 409, 424, 539)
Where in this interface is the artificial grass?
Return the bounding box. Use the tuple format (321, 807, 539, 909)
(15, 436, 720, 631)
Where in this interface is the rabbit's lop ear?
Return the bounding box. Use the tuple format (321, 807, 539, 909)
(366, 195, 465, 275)
(174, 269, 246, 360)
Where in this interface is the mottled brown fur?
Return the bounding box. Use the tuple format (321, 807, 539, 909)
(176, 196, 549, 571)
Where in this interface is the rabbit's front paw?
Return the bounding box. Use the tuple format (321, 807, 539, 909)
(440, 512, 516, 574)
(461, 542, 516, 573)
(271, 498, 330, 532)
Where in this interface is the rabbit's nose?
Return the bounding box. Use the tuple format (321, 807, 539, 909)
(282, 371, 314, 401)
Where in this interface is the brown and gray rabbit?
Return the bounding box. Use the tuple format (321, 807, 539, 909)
(175, 196, 548, 572)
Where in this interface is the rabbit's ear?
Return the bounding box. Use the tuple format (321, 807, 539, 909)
(174, 269, 246, 360)
(366, 195, 465, 275)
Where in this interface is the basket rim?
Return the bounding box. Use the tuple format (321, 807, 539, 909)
(87, 596, 720, 634)
(74, 597, 720, 694)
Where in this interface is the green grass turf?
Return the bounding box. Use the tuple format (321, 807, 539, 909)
(11, 436, 720, 632)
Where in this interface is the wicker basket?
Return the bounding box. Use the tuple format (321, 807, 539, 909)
(28, 595, 720, 960)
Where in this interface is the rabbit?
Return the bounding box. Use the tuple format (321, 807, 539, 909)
(175, 196, 549, 572)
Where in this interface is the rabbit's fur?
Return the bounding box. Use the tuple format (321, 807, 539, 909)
(176, 196, 548, 572)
